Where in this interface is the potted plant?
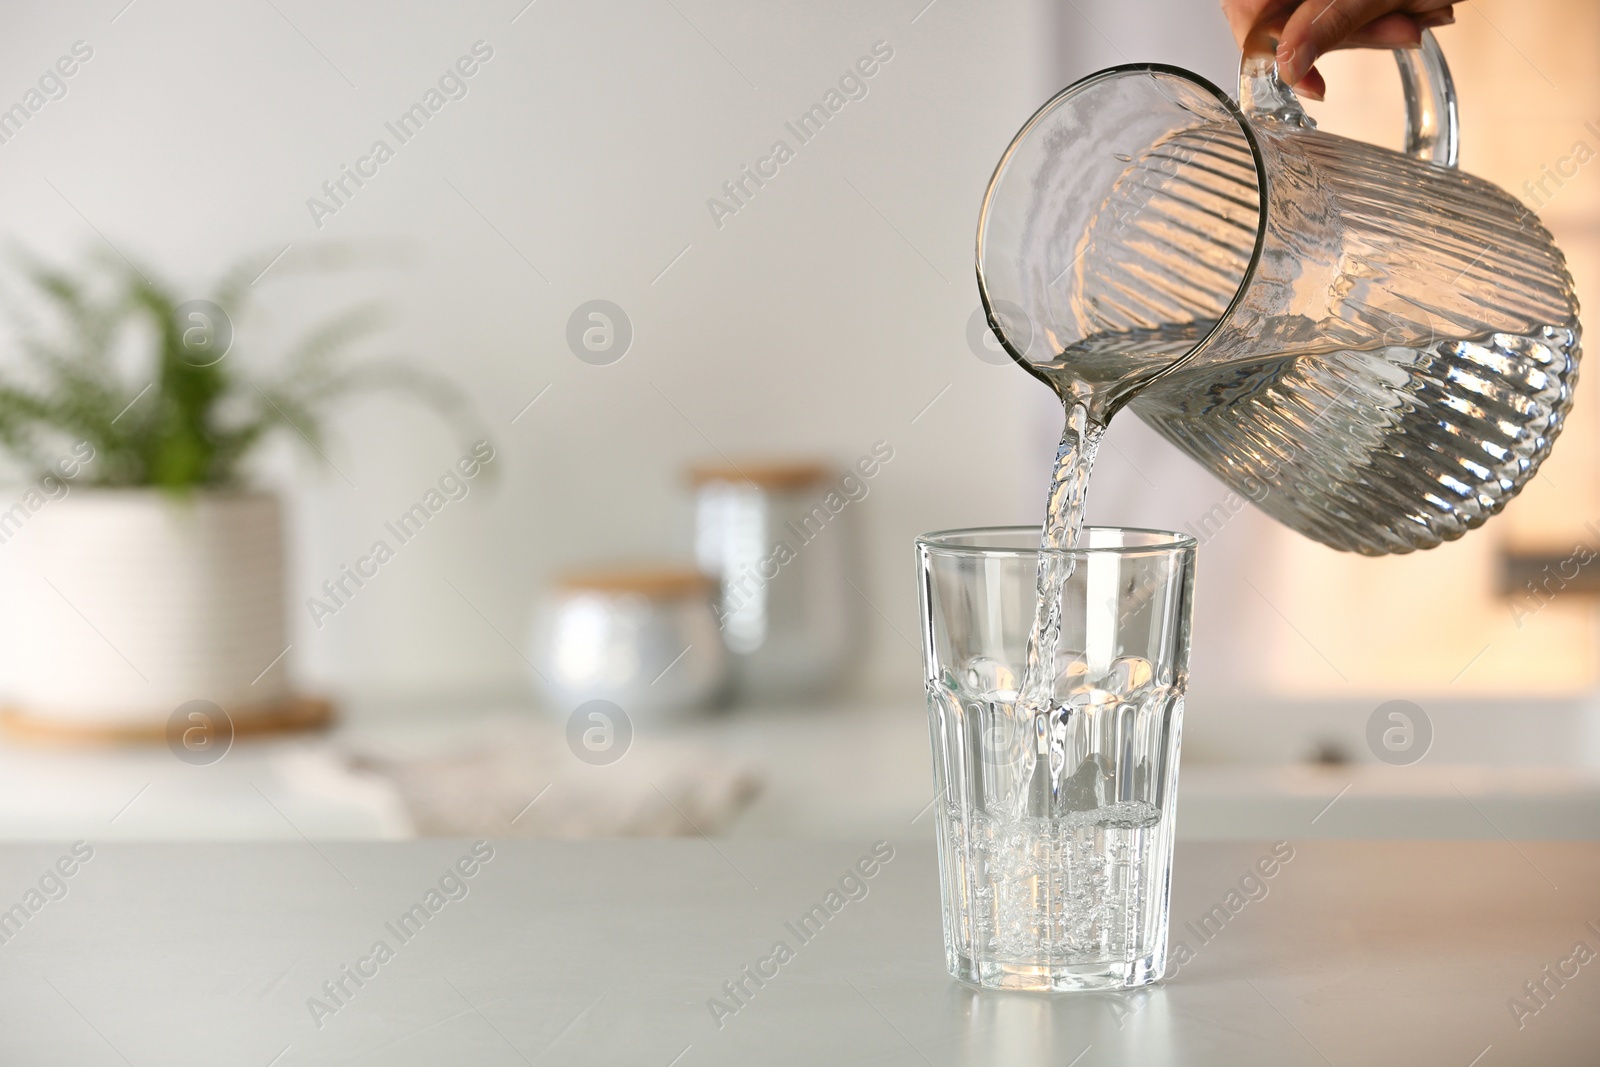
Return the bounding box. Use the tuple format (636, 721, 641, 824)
(0, 248, 475, 738)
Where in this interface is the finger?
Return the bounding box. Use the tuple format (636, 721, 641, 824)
(1220, 0, 1292, 49)
(1416, 6, 1456, 29)
(1330, 12, 1424, 50)
(1322, 8, 1454, 52)
(1218, 0, 1261, 47)
(1298, 64, 1327, 100)
(1277, 0, 1408, 85)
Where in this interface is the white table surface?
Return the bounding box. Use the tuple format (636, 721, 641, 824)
(0, 838, 1596, 1065)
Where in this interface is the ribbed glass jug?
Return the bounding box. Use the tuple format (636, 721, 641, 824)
(977, 32, 1580, 554)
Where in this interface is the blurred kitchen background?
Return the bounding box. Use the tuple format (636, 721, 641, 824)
(0, 0, 1596, 841)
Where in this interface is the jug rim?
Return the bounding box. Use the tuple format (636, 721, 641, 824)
(975, 62, 1270, 409)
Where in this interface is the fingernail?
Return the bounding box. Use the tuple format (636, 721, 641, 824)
(1299, 84, 1325, 102)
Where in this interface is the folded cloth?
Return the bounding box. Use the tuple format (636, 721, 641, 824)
(327, 717, 762, 838)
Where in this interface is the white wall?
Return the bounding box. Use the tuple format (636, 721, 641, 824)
(0, 0, 1067, 705)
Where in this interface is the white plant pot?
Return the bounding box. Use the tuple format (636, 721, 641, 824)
(0, 489, 289, 727)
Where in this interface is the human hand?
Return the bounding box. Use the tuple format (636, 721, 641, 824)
(1219, 0, 1458, 99)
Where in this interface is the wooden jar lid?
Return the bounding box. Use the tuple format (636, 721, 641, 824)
(0, 695, 334, 745)
(555, 565, 714, 600)
(687, 460, 832, 490)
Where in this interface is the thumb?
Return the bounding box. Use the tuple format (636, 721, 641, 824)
(1276, 0, 1407, 85)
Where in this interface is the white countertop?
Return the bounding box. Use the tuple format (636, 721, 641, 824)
(1, 839, 1596, 1065)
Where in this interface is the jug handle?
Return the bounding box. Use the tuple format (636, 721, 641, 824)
(1238, 27, 1459, 168)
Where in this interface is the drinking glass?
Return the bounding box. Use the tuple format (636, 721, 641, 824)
(916, 526, 1196, 990)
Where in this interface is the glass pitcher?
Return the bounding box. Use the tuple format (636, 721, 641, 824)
(976, 31, 1580, 555)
